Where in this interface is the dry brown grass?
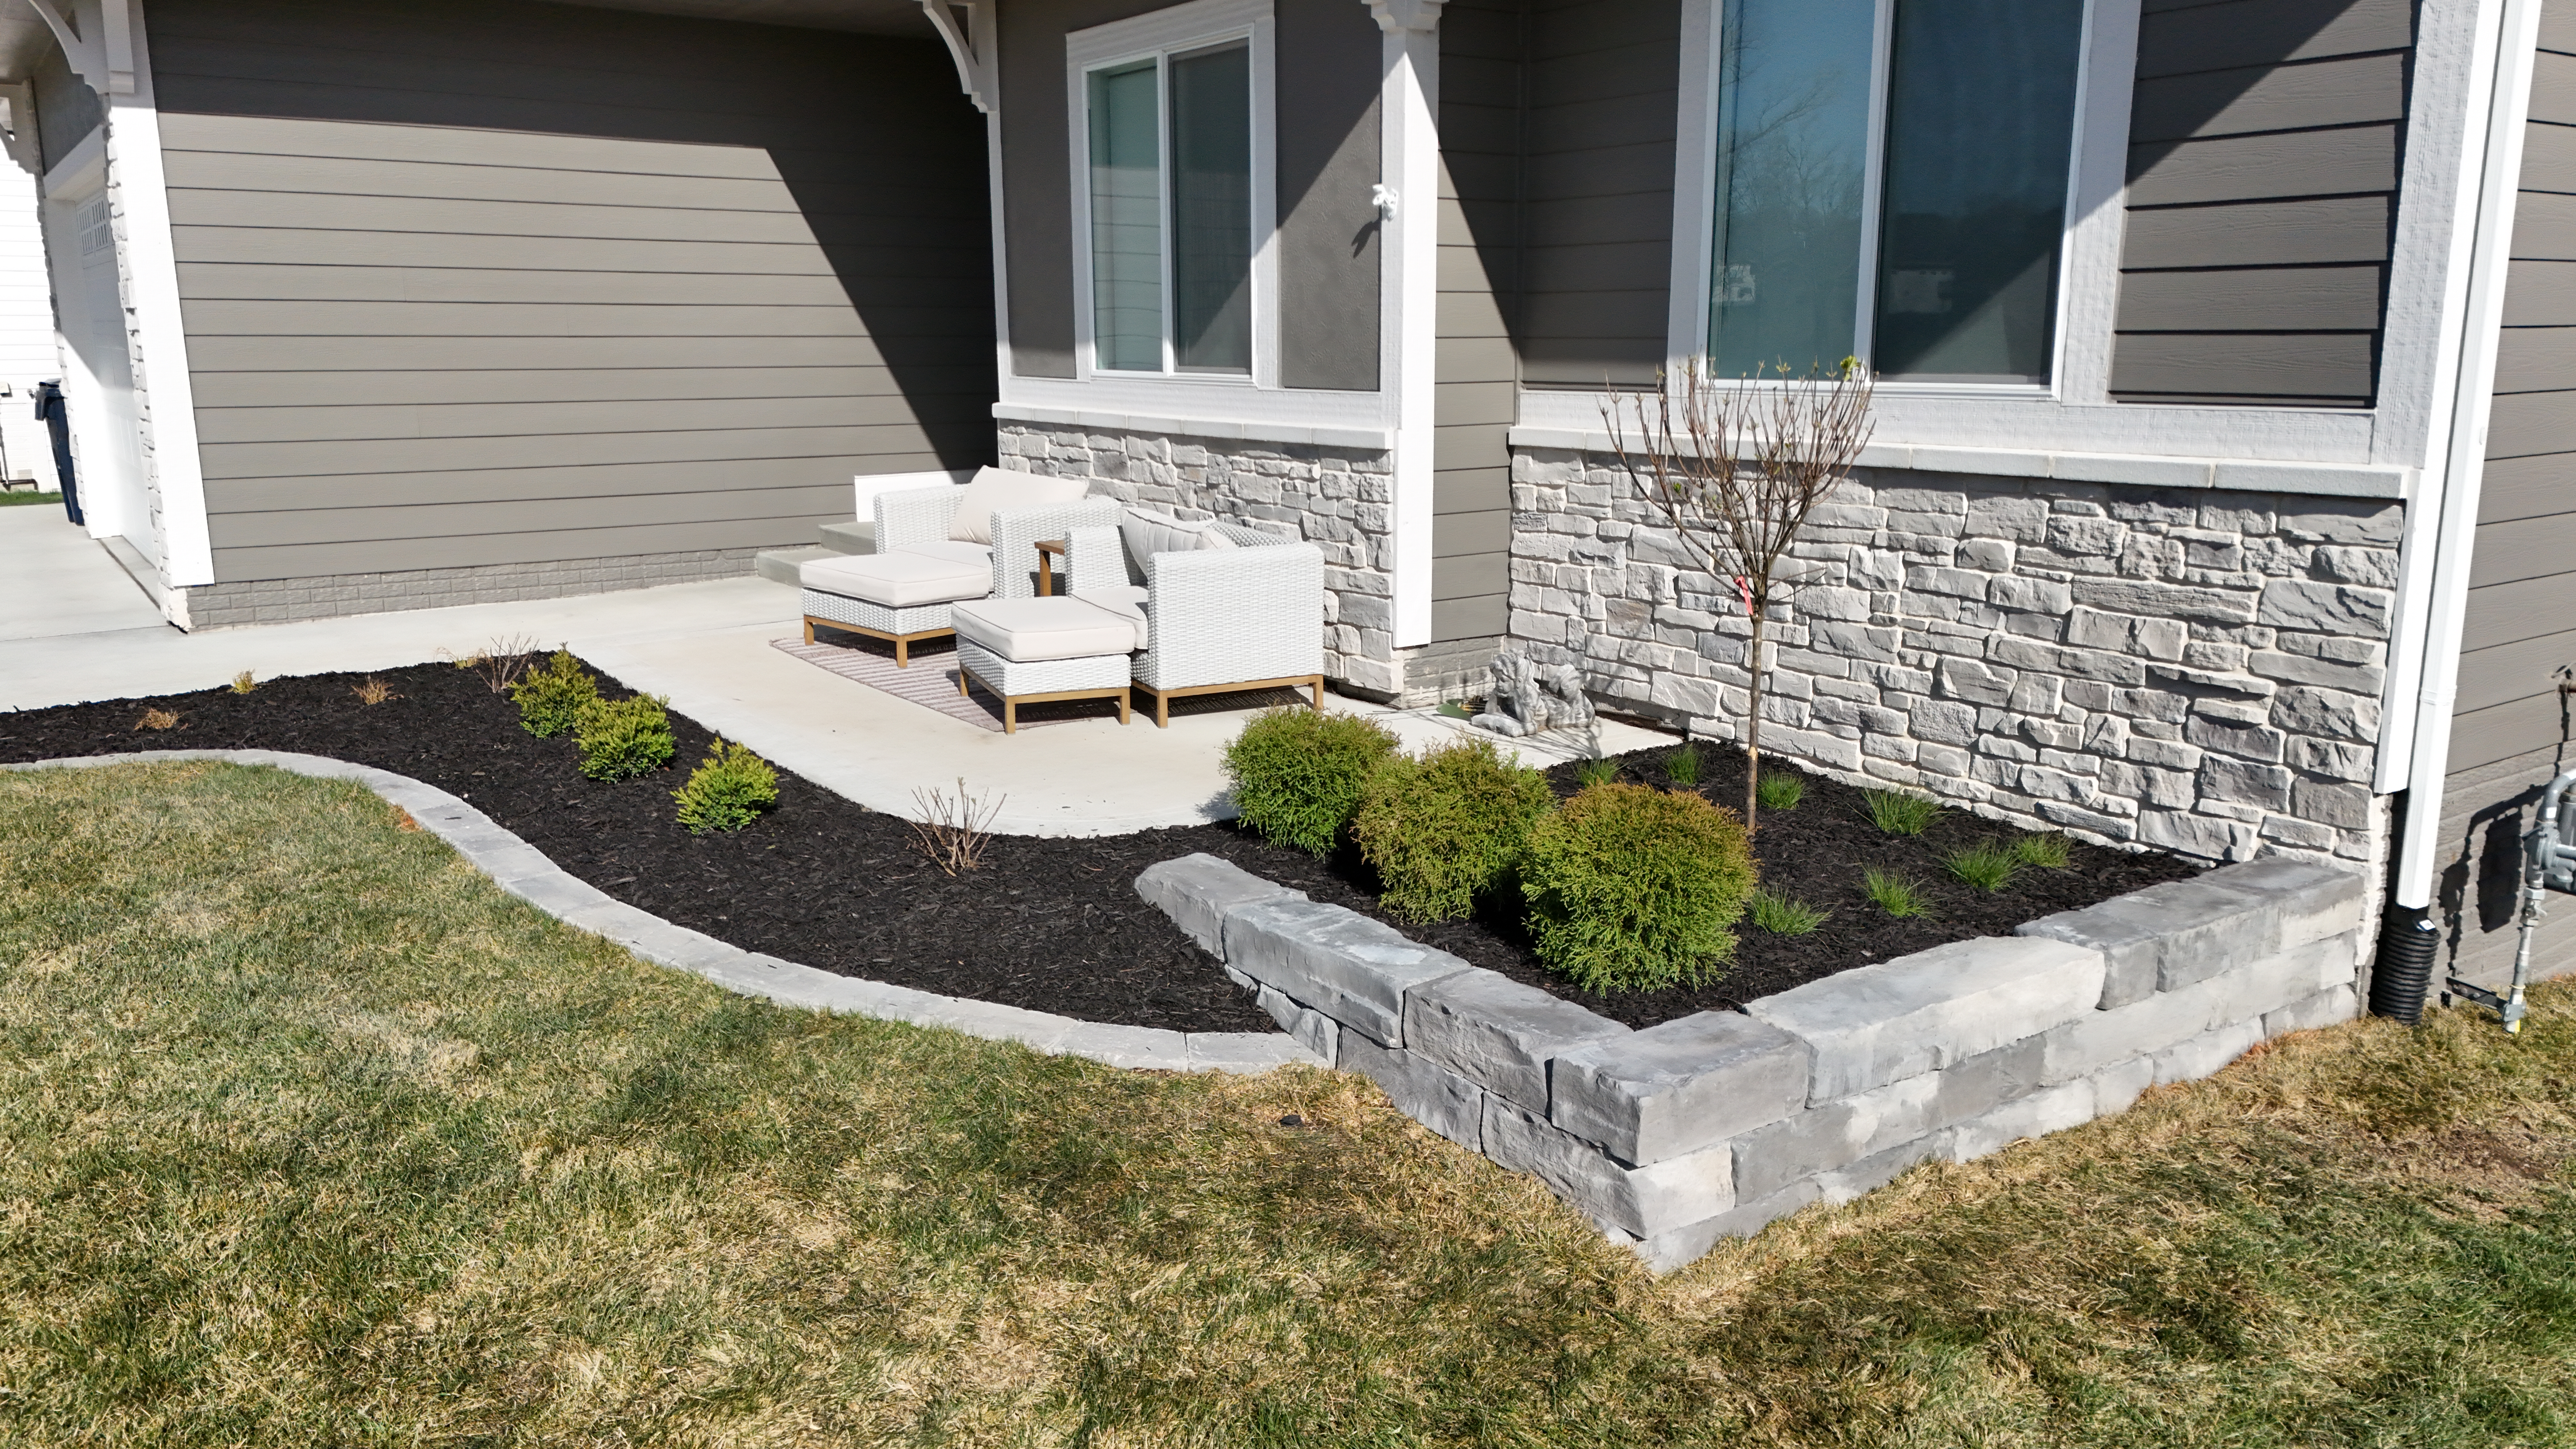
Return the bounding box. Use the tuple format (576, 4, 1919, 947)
(129, 708, 179, 731)
(350, 676, 398, 706)
(0, 760, 2571, 1447)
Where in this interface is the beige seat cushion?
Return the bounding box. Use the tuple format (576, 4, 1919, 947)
(1073, 584, 1151, 650)
(953, 596, 1139, 663)
(949, 467, 1094, 544)
(801, 544, 992, 607)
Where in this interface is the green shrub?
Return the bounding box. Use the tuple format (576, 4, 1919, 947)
(673, 739, 780, 833)
(1575, 756, 1621, 789)
(1943, 840, 2020, 892)
(1222, 708, 1400, 856)
(1862, 866, 1931, 918)
(511, 650, 599, 738)
(1748, 890, 1828, 935)
(1861, 786, 1942, 836)
(1352, 738, 1557, 922)
(574, 693, 676, 782)
(1520, 782, 1757, 993)
(1664, 746, 1702, 786)
(2011, 832, 2073, 869)
(1756, 770, 1805, 811)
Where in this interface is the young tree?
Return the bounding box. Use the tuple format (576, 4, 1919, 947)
(1603, 358, 1874, 827)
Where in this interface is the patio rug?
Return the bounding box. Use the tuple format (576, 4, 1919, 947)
(772, 635, 1309, 732)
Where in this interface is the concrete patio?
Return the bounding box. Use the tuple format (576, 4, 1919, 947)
(0, 507, 1675, 835)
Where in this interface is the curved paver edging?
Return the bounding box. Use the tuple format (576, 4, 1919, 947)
(1138, 850, 2371, 1270)
(3, 751, 1320, 1075)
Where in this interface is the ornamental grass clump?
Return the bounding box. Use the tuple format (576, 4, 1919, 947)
(1352, 737, 1556, 923)
(573, 694, 675, 782)
(1520, 781, 1757, 993)
(510, 650, 598, 738)
(1222, 707, 1399, 856)
(673, 739, 779, 833)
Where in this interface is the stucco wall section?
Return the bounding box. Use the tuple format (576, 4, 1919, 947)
(1509, 449, 2402, 865)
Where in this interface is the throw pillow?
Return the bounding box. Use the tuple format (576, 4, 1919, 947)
(947, 467, 1092, 544)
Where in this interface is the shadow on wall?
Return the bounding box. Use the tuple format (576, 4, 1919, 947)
(144, 0, 997, 472)
(2439, 689, 2576, 967)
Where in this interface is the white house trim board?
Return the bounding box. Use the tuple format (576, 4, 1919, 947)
(996, 401, 1392, 451)
(100, 0, 212, 595)
(2390, 0, 2548, 906)
(1373, 2, 1439, 648)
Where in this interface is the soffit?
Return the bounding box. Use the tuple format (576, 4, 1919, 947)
(540, 0, 939, 37)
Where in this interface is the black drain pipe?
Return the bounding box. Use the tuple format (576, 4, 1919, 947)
(2371, 904, 2438, 1025)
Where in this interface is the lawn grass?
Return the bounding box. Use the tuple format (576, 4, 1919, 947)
(4, 760, 2576, 1446)
(0, 489, 61, 508)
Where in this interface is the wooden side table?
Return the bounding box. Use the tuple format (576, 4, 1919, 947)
(1033, 538, 1067, 596)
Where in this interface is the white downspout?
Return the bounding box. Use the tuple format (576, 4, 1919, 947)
(2391, 0, 2548, 910)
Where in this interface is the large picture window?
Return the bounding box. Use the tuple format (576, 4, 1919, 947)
(1085, 39, 1255, 375)
(1704, 0, 2086, 383)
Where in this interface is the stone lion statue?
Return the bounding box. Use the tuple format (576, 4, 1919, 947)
(1471, 651, 1596, 737)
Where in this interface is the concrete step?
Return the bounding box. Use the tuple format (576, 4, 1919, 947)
(818, 519, 875, 555)
(753, 545, 835, 586)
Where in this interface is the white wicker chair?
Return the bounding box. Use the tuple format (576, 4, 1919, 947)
(1064, 522, 1326, 727)
(799, 485, 1118, 664)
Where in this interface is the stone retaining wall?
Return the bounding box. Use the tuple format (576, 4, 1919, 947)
(1139, 851, 2367, 1271)
(1509, 451, 2402, 868)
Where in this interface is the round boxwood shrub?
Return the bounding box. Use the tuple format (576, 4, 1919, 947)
(1221, 707, 1400, 856)
(1352, 737, 1555, 922)
(510, 649, 598, 738)
(574, 693, 676, 782)
(1520, 781, 1757, 993)
(673, 738, 780, 833)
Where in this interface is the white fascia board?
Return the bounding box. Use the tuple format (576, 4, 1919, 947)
(1509, 425, 2412, 499)
(2055, 0, 2143, 408)
(996, 401, 1393, 451)
(101, 2, 210, 588)
(996, 373, 1396, 438)
(1514, 388, 2381, 469)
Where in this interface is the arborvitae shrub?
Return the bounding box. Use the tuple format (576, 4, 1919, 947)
(1520, 782, 1757, 993)
(673, 739, 780, 833)
(1352, 737, 1556, 922)
(574, 693, 675, 781)
(1221, 707, 1400, 856)
(511, 650, 598, 738)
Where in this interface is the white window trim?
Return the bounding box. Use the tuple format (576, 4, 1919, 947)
(1617, 0, 2404, 477)
(1066, 0, 1278, 390)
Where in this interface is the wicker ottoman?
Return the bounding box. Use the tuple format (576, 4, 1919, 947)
(799, 542, 994, 666)
(950, 596, 1139, 733)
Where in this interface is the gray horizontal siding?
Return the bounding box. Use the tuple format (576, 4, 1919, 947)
(147, 0, 994, 587)
(2448, 0, 2576, 780)
(1433, 0, 1521, 643)
(2112, 0, 2413, 406)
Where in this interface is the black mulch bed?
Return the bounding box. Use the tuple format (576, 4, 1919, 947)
(0, 659, 2200, 1033)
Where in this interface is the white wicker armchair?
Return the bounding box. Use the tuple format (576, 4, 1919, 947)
(800, 485, 1118, 664)
(1064, 522, 1326, 726)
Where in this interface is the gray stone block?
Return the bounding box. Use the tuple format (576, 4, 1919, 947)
(1746, 937, 2103, 1101)
(2264, 983, 2360, 1039)
(2018, 873, 2278, 1005)
(1947, 1079, 2097, 1162)
(1223, 898, 1472, 1046)
(2197, 854, 2364, 951)
(1814, 1133, 1951, 1206)
(1135, 853, 1307, 958)
(1184, 1032, 1328, 1073)
(2038, 930, 2352, 1085)
(2152, 1017, 2264, 1086)
(1731, 1037, 2041, 1201)
(1482, 1098, 1734, 1238)
(1548, 1011, 1810, 1166)
(2091, 1054, 2157, 1116)
(495, 868, 614, 918)
(1341, 1033, 1486, 1150)
(1404, 968, 1629, 1112)
(1629, 1180, 1823, 1273)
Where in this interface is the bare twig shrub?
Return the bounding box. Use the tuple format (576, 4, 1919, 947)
(1603, 357, 1873, 827)
(908, 777, 1004, 876)
(133, 708, 181, 731)
(446, 635, 540, 695)
(351, 677, 398, 706)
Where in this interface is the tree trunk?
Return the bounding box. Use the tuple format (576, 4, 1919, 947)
(1744, 608, 1765, 828)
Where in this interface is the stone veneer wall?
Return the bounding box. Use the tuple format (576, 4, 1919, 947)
(1141, 850, 2366, 1272)
(1511, 450, 2402, 866)
(999, 422, 1405, 695)
(180, 546, 767, 628)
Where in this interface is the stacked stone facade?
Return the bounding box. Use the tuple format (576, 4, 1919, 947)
(999, 422, 1404, 694)
(1510, 449, 2402, 866)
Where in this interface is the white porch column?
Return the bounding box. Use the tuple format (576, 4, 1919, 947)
(1369, 0, 1442, 649)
